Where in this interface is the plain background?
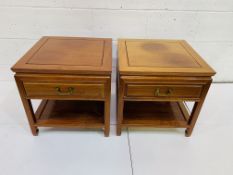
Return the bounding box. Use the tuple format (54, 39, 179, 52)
(0, 0, 233, 82)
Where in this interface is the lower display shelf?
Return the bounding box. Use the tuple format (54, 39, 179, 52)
(122, 101, 190, 128)
(34, 100, 104, 128)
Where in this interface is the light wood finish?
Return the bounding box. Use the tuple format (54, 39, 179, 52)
(185, 82, 211, 136)
(117, 39, 215, 136)
(123, 101, 188, 128)
(126, 84, 203, 98)
(12, 36, 112, 75)
(35, 100, 104, 128)
(104, 78, 111, 137)
(12, 36, 112, 136)
(117, 76, 124, 136)
(15, 76, 39, 136)
(178, 101, 190, 121)
(118, 39, 215, 76)
(24, 82, 105, 99)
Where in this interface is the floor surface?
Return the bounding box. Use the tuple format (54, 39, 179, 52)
(0, 81, 233, 175)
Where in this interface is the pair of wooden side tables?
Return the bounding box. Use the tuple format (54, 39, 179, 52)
(11, 36, 215, 137)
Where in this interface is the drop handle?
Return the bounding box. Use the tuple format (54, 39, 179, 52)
(154, 88, 160, 96)
(166, 88, 173, 95)
(154, 88, 173, 96)
(55, 87, 74, 95)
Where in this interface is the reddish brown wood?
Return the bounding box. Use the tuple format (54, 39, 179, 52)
(123, 101, 188, 127)
(12, 36, 112, 75)
(118, 39, 215, 76)
(126, 84, 203, 98)
(24, 82, 105, 99)
(104, 78, 111, 137)
(15, 76, 39, 136)
(117, 39, 215, 136)
(177, 101, 190, 121)
(35, 100, 104, 127)
(117, 76, 124, 136)
(185, 82, 211, 136)
(12, 36, 112, 136)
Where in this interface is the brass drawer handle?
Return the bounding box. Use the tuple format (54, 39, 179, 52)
(154, 88, 173, 96)
(166, 88, 173, 95)
(55, 87, 74, 95)
(155, 88, 160, 96)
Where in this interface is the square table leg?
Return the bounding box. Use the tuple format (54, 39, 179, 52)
(117, 78, 124, 136)
(104, 79, 111, 137)
(185, 82, 211, 137)
(15, 76, 39, 136)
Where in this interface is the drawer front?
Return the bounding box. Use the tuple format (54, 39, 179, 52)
(126, 84, 203, 98)
(24, 82, 105, 99)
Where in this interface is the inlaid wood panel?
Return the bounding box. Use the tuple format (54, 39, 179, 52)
(28, 38, 105, 67)
(118, 39, 216, 76)
(11, 36, 112, 75)
(126, 40, 200, 68)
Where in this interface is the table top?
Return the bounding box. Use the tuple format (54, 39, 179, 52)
(118, 39, 215, 76)
(12, 36, 112, 75)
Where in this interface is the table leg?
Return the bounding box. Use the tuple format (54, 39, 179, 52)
(117, 77, 124, 136)
(104, 100, 110, 137)
(15, 76, 39, 136)
(104, 79, 111, 137)
(185, 82, 211, 137)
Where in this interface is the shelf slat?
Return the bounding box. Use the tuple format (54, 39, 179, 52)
(122, 101, 189, 128)
(34, 100, 104, 128)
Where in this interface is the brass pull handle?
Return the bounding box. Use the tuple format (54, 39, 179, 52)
(166, 88, 173, 95)
(154, 88, 173, 96)
(154, 88, 160, 96)
(55, 87, 74, 95)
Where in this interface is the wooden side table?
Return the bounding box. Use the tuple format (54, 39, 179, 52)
(12, 36, 112, 136)
(117, 39, 215, 136)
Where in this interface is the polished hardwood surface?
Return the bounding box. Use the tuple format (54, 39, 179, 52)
(118, 39, 215, 76)
(12, 36, 112, 136)
(35, 100, 104, 128)
(24, 81, 105, 99)
(12, 36, 112, 75)
(117, 39, 215, 136)
(126, 84, 203, 99)
(123, 101, 188, 128)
